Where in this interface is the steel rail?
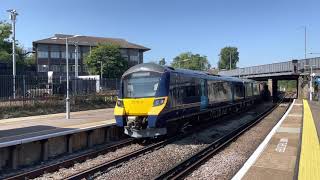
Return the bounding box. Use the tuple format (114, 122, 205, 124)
(4, 138, 135, 180)
(154, 94, 293, 180)
(64, 134, 185, 180)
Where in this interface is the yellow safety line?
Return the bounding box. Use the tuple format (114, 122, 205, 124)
(298, 100, 320, 180)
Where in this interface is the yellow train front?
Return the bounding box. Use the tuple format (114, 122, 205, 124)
(114, 63, 170, 138)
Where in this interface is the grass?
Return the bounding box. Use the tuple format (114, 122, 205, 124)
(0, 94, 116, 119)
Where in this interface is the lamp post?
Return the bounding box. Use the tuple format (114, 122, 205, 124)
(51, 35, 79, 119)
(74, 41, 90, 78)
(304, 26, 307, 59)
(229, 53, 232, 70)
(304, 64, 316, 101)
(74, 42, 79, 78)
(98, 60, 103, 90)
(7, 9, 18, 99)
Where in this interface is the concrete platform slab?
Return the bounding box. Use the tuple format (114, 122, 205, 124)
(243, 166, 294, 180)
(0, 108, 116, 147)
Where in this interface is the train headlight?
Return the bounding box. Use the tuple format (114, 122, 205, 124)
(117, 99, 124, 107)
(153, 98, 165, 107)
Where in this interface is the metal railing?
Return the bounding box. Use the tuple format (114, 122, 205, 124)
(218, 57, 320, 77)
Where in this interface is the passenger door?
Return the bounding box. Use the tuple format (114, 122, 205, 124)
(200, 79, 208, 110)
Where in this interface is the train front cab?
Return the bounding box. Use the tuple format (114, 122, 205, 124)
(114, 70, 170, 138)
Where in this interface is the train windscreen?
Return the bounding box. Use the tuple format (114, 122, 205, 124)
(123, 71, 161, 98)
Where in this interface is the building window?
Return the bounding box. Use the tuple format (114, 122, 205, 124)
(71, 65, 81, 72)
(71, 52, 81, 59)
(129, 49, 138, 56)
(61, 52, 72, 59)
(61, 65, 66, 72)
(50, 52, 60, 58)
(38, 51, 49, 58)
(51, 65, 60, 72)
(38, 65, 49, 72)
(130, 55, 139, 62)
(82, 65, 88, 73)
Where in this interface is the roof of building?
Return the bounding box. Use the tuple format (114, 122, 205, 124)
(33, 34, 150, 51)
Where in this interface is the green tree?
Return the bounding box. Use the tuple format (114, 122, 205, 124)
(218, 46, 239, 70)
(0, 21, 12, 63)
(158, 58, 166, 66)
(84, 43, 128, 78)
(171, 52, 210, 71)
(0, 21, 30, 68)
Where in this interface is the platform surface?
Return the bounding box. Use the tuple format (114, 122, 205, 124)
(0, 108, 116, 147)
(240, 99, 320, 180)
(242, 99, 303, 180)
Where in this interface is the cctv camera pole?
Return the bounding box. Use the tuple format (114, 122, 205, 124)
(8, 10, 18, 99)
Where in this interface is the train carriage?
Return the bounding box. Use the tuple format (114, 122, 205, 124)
(114, 63, 260, 138)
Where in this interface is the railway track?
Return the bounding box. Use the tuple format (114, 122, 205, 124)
(4, 138, 135, 180)
(154, 93, 294, 180)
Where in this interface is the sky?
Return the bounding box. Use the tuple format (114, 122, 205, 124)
(1, 0, 320, 68)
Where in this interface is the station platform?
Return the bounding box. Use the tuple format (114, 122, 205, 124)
(0, 109, 116, 148)
(233, 99, 320, 180)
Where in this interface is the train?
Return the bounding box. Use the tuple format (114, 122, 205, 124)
(114, 63, 261, 138)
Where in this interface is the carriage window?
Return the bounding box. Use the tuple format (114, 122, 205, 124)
(234, 83, 244, 100)
(123, 72, 161, 98)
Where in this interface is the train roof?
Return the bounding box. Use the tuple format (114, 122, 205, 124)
(122, 63, 254, 83)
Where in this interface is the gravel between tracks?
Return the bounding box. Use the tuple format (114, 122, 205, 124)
(34, 144, 144, 180)
(95, 103, 274, 180)
(185, 104, 288, 180)
(95, 132, 212, 180)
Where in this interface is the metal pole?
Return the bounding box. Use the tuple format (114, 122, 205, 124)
(66, 38, 70, 119)
(100, 61, 103, 91)
(304, 26, 307, 59)
(229, 53, 232, 70)
(9, 11, 17, 99)
(100, 61, 103, 80)
(23, 75, 25, 98)
(310, 66, 313, 101)
(75, 43, 78, 78)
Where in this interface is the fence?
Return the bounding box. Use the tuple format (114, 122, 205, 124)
(0, 75, 120, 107)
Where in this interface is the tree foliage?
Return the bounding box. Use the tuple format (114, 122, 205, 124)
(218, 47, 239, 70)
(0, 21, 12, 63)
(171, 52, 210, 71)
(0, 21, 35, 69)
(158, 58, 166, 66)
(84, 43, 128, 78)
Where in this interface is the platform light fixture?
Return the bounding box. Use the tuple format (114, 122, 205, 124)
(51, 35, 80, 119)
(7, 9, 18, 99)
